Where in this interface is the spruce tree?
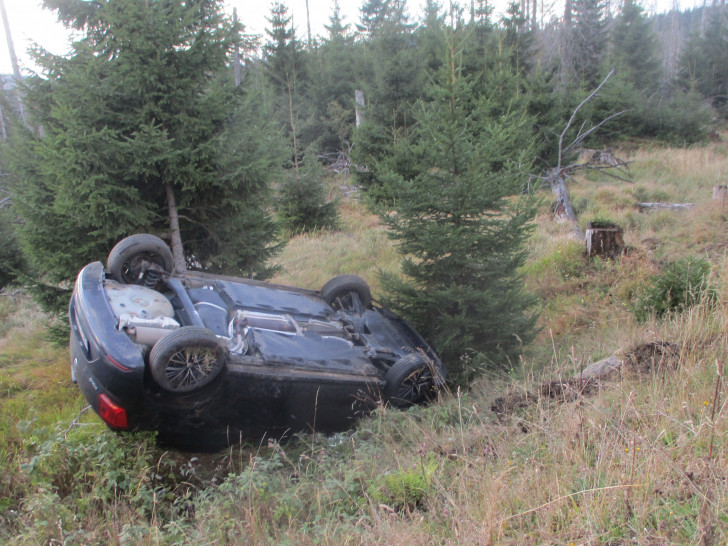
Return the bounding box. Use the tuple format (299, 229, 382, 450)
(678, 7, 728, 113)
(351, 0, 424, 190)
(564, 0, 608, 88)
(276, 150, 339, 233)
(313, 2, 358, 152)
(8, 0, 283, 298)
(611, 0, 662, 93)
(378, 47, 539, 380)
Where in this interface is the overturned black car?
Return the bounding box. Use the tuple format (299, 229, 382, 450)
(69, 234, 445, 447)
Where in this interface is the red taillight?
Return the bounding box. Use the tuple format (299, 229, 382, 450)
(97, 394, 129, 429)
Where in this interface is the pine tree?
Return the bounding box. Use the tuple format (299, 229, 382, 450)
(563, 0, 608, 88)
(312, 1, 358, 152)
(417, 0, 447, 74)
(351, 0, 424, 189)
(678, 7, 728, 113)
(357, 0, 396, 37)
(276, 150, 339, 233)
(7, 0, 283, 299)
(611, 0, 662, 93)
(501, 1, 534, 77)
(263, 2, 310, 160)
(378, 46, 539, 380)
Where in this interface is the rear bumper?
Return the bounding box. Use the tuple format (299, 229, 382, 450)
(69, 263, 146, 428)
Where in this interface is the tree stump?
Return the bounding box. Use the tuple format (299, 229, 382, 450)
(585, 222, 624, 258)
(713, 185, 728, 206)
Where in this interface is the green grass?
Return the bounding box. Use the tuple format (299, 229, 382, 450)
(2, 137, 728, 543)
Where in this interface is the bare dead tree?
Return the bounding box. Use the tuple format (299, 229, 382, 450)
(0, 0, 27, 127)
(233, 9, 242, 87)
(534, 70, 631, 239)
(305, 0, 312, 49)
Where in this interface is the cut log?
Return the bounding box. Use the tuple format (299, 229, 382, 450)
(638, 202, 693, 212)
(585, 222, 624, 258)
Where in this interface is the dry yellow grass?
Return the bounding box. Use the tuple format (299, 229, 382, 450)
(271, 199, 400, 296)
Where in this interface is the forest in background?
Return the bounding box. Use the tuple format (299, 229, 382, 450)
(0, 0, 726, 376)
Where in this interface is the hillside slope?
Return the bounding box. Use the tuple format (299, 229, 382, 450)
(1, 138, 727, 544)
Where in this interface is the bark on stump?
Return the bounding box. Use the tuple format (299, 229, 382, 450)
(585, 222, 624, 258)
(713, 185, 728, 206)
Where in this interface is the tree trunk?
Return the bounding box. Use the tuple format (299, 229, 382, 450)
(286, 73, 299, 175)
(233, 8, 241, 87)
(355, 90, 365, 127)
(549, 170, 582, 239)
(0, 105, 6, 141)
(165, 181, 187, 275)
(305, 0, 312, 49)
(0, 0, 26, 126)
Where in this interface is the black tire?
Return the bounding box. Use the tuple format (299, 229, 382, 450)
(384, 353, 441, 408)
(321, 274, 372, 311)
(107, 234, 174, 287)
(149, 327, 225, 393)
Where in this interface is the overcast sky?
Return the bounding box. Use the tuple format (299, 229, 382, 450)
(0, 0, 701, 75)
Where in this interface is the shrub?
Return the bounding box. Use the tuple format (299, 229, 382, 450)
(23, 426, 158, 517)
(277, 155, 339, 234)
(632, 257, 715, 321)
(642, 91, 711, 145)
(367, 457, 439, 512)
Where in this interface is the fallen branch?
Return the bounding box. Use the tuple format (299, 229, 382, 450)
(0, 288, 24, 300)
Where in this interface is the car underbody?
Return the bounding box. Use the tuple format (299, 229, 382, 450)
(70, 235, 445, 448)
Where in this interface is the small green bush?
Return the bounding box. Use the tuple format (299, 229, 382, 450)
(632, 257, 715, 321)
(277, 155, 339, 234)
(367, 457, 439, 512)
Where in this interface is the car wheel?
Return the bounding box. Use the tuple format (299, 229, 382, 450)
(107, 234, 174, 288)
(321, 274, 372, 311)
(149, 327, 226, 393)
(384, 353, 440, 408)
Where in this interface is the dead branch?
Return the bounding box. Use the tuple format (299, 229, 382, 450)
(556, 69, 615, 170)
(563, 109, 627, 159)
(0, 288, 23, 300)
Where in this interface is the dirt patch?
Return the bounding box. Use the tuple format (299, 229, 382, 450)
(491, 341, 681, 420)
(491, 377, 599, 419)
(622, 341, 681, 375)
